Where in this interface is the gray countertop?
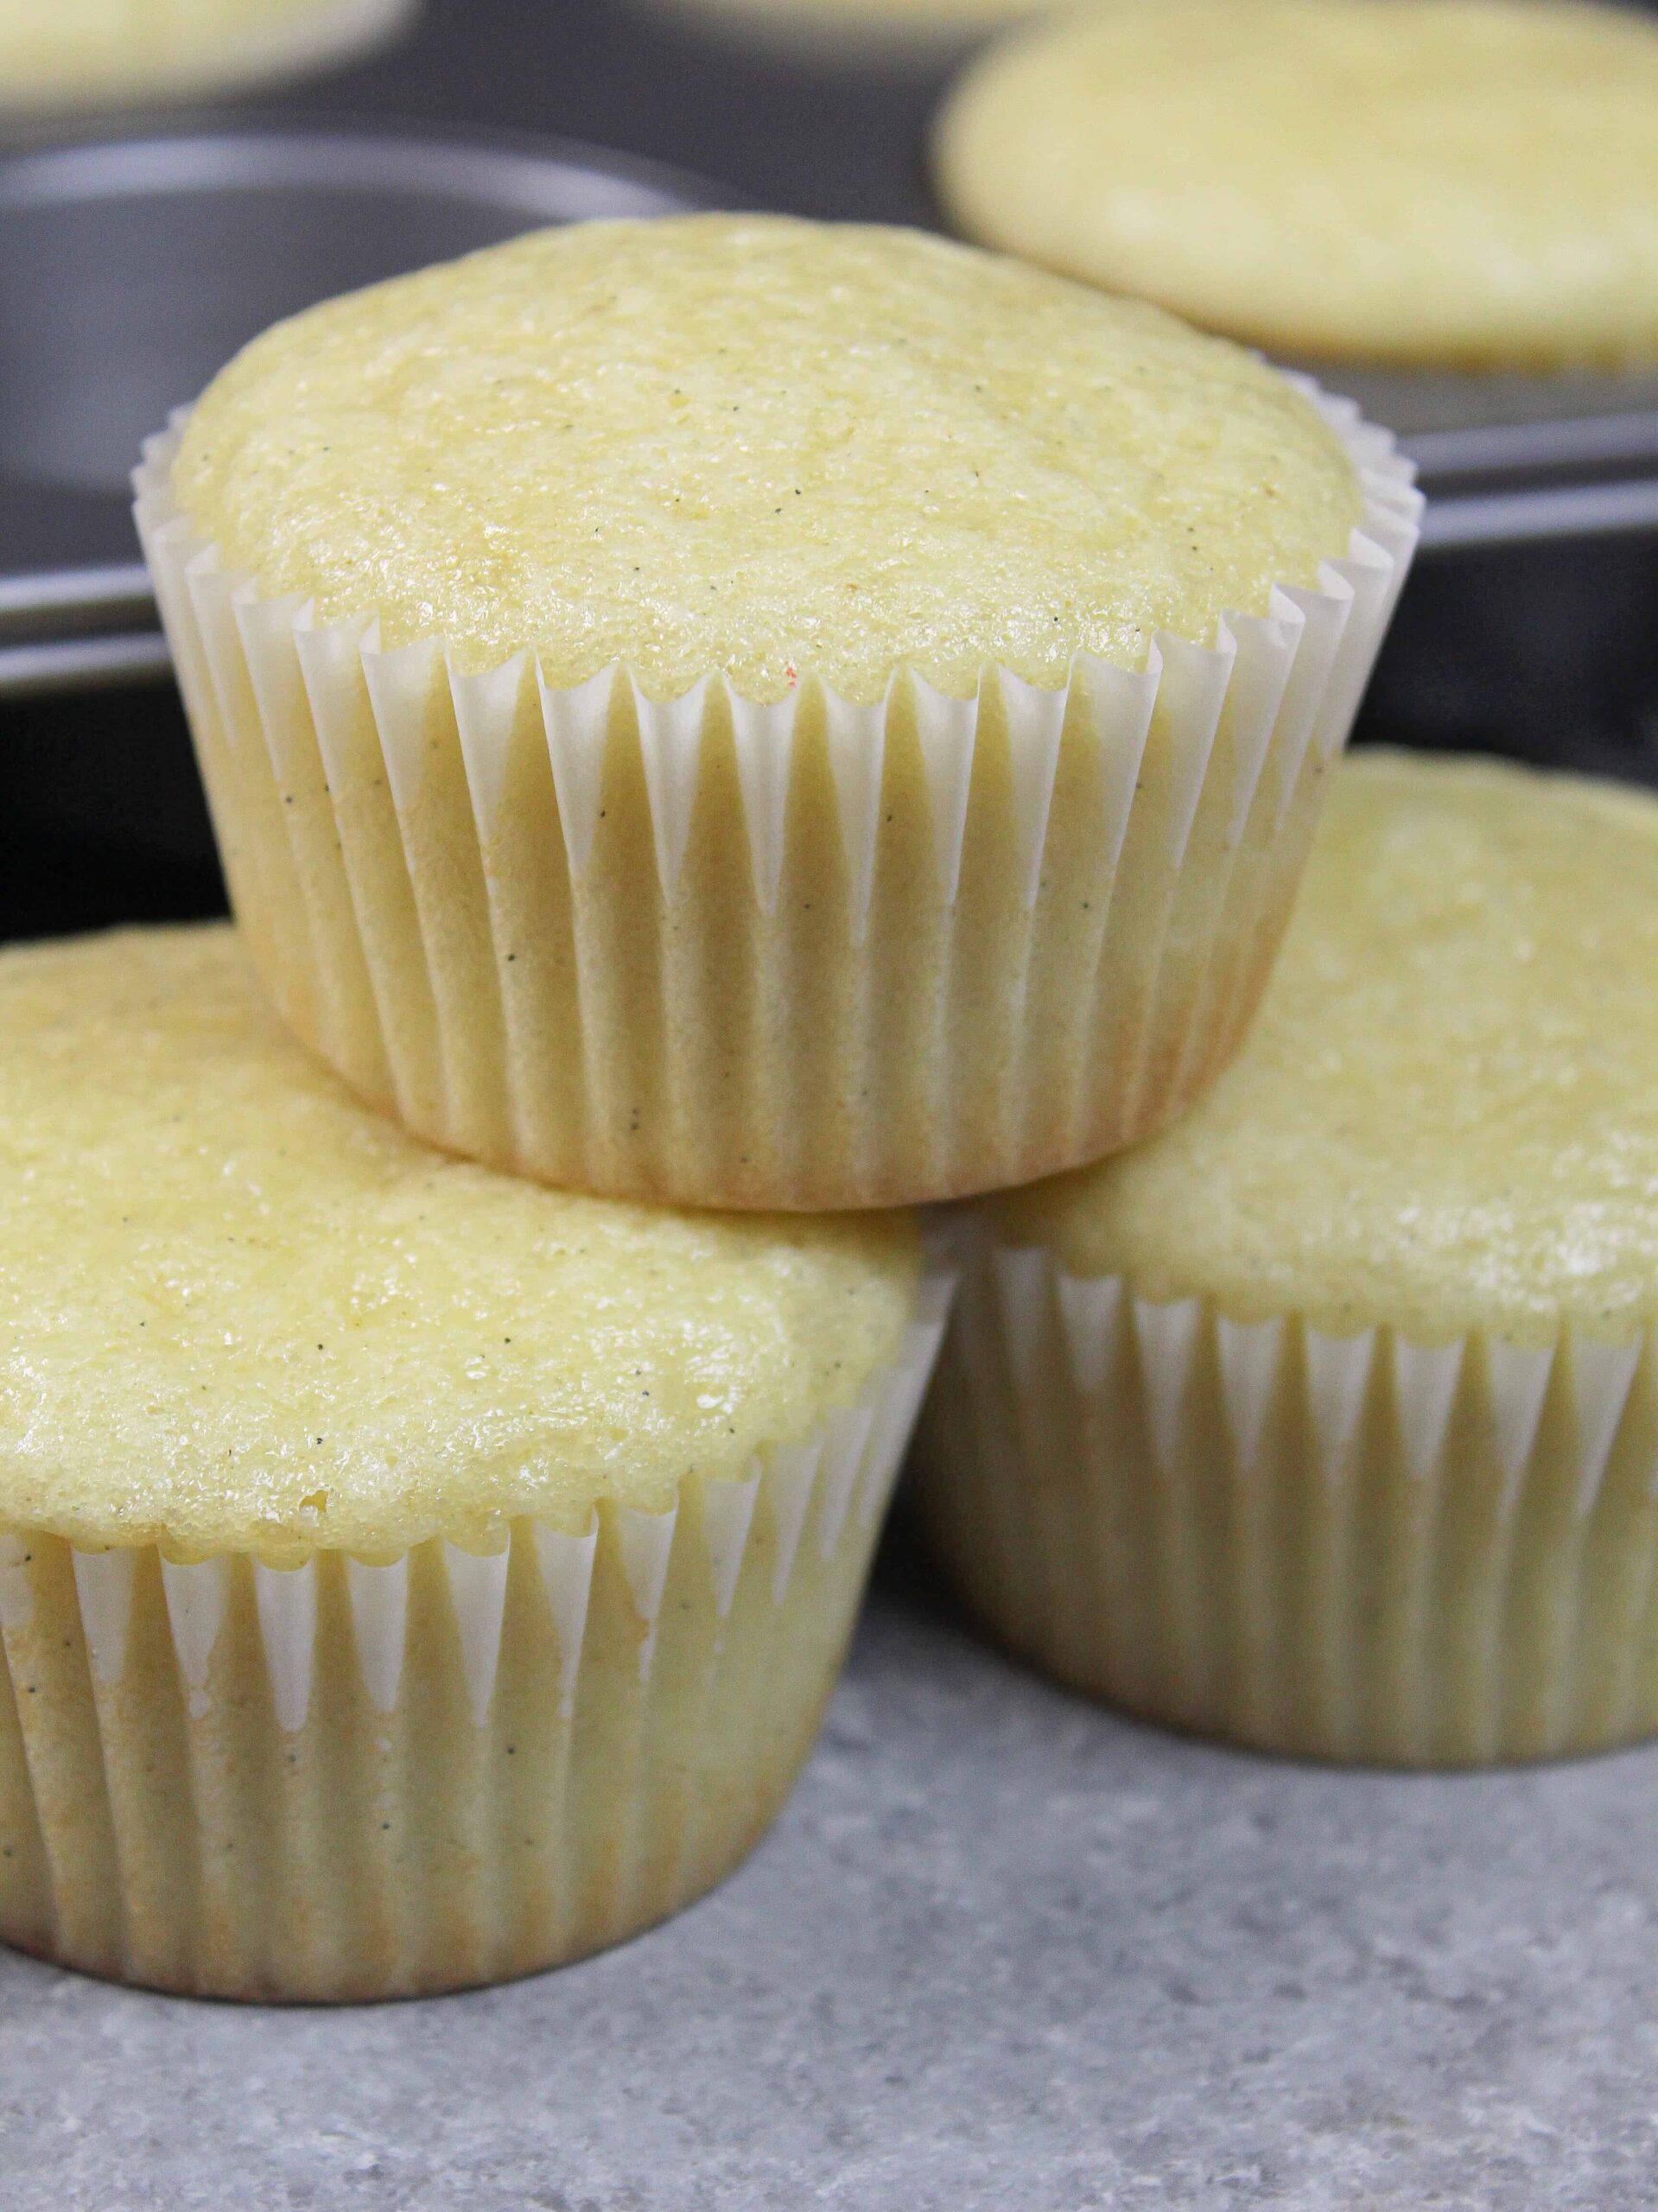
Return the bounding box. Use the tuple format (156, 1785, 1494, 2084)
(3, 1542, 1654, 2210)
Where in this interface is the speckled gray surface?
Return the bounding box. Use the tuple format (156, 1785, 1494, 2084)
(4, 1549, 1656, 2211)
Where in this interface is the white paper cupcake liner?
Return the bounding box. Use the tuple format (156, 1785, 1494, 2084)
(912, 1224, 1658, 1766)
(135, 390, 1419, 1211)
(0, 0, 419, 122)
(0, 1275, 950, 2001)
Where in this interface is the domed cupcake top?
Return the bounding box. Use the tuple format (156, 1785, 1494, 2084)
(172, 213, 1359, 704)
(0, 0, 405, 109)
(936, 0, 1658, 368)
(996, 752, 1658, 1346)
(0, 927, 919, 1559)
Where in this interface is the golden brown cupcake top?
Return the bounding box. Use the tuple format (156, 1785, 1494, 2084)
(937, 0, 1658, 368)
(999, 752, 1658, 1346)
(0, 926, 919, 1559)
(174, 213, 1360, 703)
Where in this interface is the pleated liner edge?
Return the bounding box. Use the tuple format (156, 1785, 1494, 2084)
(0, 1279, 951, 1999)
(912, 1225, 1658, 1767)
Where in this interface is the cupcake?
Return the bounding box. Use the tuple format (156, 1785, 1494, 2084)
(913, 751, 1658, 1766)
(136, 213, 1417, 1212)
(935, 0, 1658, 372)
(0, 0, 417, 117)
(0, 925, 946, 1999)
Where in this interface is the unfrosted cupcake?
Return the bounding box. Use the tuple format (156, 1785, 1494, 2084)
(915, 751, 1658, 1766)
(0, 925, 945, 2000)
(936, 0, 1658, 370)
(137, 213, 1416, 1211)
(0, 0, 416, 116)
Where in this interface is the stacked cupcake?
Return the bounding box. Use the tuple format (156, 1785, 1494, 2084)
(915, 752, 1658, 1766)
(0, 930, 936, 1999)
(3, 210, 1420, 2000)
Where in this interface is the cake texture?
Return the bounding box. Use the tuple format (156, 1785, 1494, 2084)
(914, 752, 1658, 1764)
(0, 0, 416, 112)
(0, 925, 945, 1999)
(141, 213, 1416, 1209)
(935, 0, 1658, 369)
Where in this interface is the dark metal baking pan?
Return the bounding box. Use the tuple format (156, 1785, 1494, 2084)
(0, 120, 727, 888)
(7, 0, 1658, 879)
(0, 120, 727, 652)
(1391, 378, 1658, 552)
(1267, 359, 1658, 550)
(1336, 369, 1658, 769)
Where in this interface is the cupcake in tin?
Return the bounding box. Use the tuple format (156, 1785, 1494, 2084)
(0, 925, 946, 1999)
(0, 0, 417, 117)
(137, 213, 1416, 1212)
(914, 751, 1658, 1766)
(935, 0, 1658, 372)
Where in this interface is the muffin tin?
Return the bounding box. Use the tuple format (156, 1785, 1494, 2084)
(0, 118, 726, 890)
(1360, 369, 1658, 551)
(0, 122, 725, 694)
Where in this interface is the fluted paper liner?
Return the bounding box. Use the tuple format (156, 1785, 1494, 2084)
(912, 1225, 1658, 1766)
(135, 389, 1418, 1210)
(0, 1276, 950, 2001)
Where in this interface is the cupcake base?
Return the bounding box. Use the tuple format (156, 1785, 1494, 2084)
(0, 1281, 950, 2001)
(912, 1229, 1658, 1768)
